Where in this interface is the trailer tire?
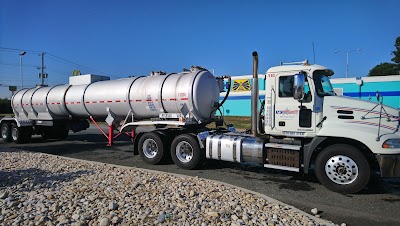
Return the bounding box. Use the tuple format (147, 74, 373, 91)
(171, 134, 204, 170)
(11, 123, 26, 144)
(315, 144, 370, 194)
(1, 123, 12, 142)
(138, 132, 165, 165)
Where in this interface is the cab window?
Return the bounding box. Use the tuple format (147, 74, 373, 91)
(279, 76, 294, 97)
(279, 75, 312, 102)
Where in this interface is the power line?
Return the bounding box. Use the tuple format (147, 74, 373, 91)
(0, 46, 42, 54)
(1, 46, 123, 78)
(0, 62, 38, 67)
(46, 66, 70, 76)
(46, 53, 114, 76)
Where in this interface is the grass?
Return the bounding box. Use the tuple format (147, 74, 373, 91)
(223, 116, 251, 130)
(207, 116, 251, 130)
(0, 114, 13, 117)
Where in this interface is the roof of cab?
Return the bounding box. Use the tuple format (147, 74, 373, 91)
(266, 64, 330, 74)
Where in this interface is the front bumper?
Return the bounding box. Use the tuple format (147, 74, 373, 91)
(376, 154, 400, 177)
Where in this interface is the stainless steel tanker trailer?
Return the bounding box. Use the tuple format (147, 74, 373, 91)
(2, 52, 400, 194)
(1, 65, 224, 143)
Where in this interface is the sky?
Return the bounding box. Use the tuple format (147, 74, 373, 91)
(0, 0, 399, 98)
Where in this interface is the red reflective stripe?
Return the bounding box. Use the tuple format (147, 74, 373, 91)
(146, 100, 152, 102)
(85, 101, 90, 104)
(130, 100, 133, 102)
(170, 98, 176, 101)
(155, 99, 158, 101)
(136, 100, 142, 102)
(107, 100, 112, 103)
(57, 102, 60, 105)
(115, 100, 121, 102)
(162, 98, 167, 101)
(100, 101, 105, 103)
(181, 98, 188, 100)
(123, 100, 127, 102)
(92, 101, 97, 104)
(40, 103, 44, 105)
(77, 102, 81, 104)
(65, 102, 68, 104)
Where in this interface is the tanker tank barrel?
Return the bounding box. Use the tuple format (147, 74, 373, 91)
(11, 68, 221, 125)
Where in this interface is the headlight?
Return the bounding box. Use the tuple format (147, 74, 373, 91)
(383, 139, 400, 148)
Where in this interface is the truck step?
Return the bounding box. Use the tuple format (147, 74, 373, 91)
(265, 143, 301, 150)
(264, 164, 299, 172)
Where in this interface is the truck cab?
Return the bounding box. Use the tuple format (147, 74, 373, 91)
(264, 62, 334, 137)
(260, 60, 400, 193)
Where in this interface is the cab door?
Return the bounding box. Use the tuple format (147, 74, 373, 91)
(274, 73, 315, 135)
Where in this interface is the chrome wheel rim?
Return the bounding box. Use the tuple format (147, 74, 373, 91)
(1, 125, 8, 139)
(142, 139, 158, 159)
(325, 155, 358, 185)
(176, 141, 193, 163)
(11, 127, 18, 140)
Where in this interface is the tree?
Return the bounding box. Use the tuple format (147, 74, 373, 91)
(0, 98, 10, 103)
(369, 63, 399, 76)
(368, 36, 400, 76)
(392, 36, 400, 64)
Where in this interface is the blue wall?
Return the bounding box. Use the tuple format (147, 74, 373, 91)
(332, 81, 400, 108)
(220, 76, 400, 116)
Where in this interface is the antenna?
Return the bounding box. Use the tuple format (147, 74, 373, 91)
(312, 42, 316, 64)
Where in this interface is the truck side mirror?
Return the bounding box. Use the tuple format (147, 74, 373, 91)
(293, 73, 305, 100)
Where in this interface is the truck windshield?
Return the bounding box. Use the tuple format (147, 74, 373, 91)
(313, 71, 335, 97)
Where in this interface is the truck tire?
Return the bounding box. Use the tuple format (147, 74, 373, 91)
(138, 132, 165, 165)
(315, 144, 370, 194)
(1, 123, 12, 142)
(171, 134, 205, 170)
(11, 123, 26, 144)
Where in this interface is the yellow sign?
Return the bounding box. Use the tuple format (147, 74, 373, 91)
(72, 70, 81, 76)
(232, 79, 251, 91)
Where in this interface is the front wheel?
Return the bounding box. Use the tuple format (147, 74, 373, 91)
(171, 134, 205, 170)
(315, 144, 370, 194)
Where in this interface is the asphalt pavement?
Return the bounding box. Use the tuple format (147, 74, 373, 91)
(1, 125, 400, 226)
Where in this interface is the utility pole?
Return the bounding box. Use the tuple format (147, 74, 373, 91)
(41, 52, 46, 86)
(19, 51, 26, 89)
(37, 52, 47, 86)
(335, 49, 362, 78)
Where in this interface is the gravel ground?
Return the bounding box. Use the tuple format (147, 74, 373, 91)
(0, 149, 336, 226)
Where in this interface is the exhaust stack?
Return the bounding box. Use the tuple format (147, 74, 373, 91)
(251, 51, 259, 137)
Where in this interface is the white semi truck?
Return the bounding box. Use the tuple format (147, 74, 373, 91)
(1, 52, 399, 193)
